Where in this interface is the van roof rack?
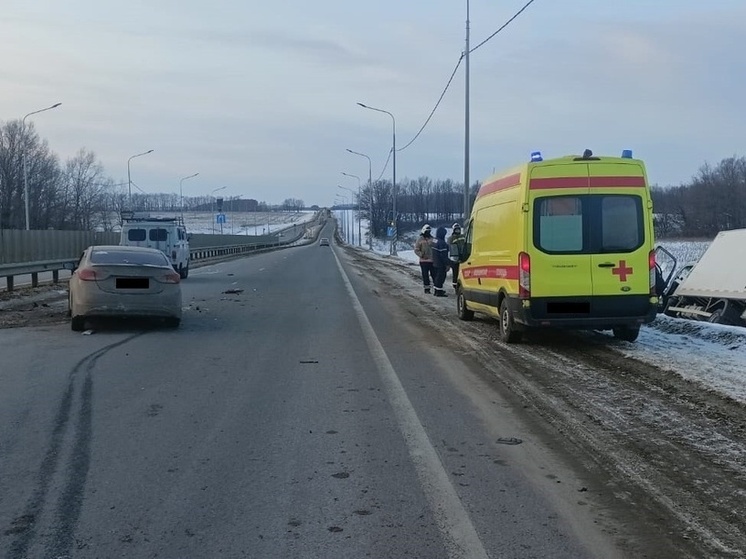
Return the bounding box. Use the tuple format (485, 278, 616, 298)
(121, 211, 185, 226)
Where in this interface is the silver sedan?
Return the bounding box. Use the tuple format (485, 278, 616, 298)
(68, 245, 182, 331)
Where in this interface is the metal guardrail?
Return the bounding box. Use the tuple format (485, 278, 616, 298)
(0, 259, 76, 291)
(1, 223, 322, 291)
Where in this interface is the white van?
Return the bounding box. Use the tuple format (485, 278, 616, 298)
(120, 213, 191, 278)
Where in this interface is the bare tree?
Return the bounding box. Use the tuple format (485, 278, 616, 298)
(0, 121, 25, 229)
(55, 149, 107, 230)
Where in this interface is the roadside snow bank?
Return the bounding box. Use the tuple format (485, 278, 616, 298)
(617, 315, 746, 404)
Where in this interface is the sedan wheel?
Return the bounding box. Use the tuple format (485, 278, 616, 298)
(71, 315, 86, 332)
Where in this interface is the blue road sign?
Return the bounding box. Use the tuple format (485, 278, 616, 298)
(216, 213, 226, 224)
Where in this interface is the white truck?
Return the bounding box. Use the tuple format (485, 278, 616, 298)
(120, 212, 191, 279)
(657, 228, 746, 326)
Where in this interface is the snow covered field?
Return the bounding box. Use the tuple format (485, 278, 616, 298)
(158, 210, 316, 236)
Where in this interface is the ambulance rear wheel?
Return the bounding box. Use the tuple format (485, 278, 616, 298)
(457, 289, 474, 321)
(499, 299, 522, 343)
(613, 326, 640, 342)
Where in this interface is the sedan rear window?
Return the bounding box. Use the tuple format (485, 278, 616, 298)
(91, 250, 169, 267)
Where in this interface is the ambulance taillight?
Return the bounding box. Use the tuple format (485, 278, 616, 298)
(649, 250, 656, 295)
(519, 252, 531, 298)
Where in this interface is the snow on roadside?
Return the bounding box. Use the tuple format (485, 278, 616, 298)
(348, 227, 746, 407)
(616, 316, 746, 405)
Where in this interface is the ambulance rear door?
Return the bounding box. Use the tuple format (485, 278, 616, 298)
(528, 164, 592, 297)
(587, 163, 651, 297)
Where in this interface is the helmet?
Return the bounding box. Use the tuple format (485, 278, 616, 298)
(452, 222, 461, 231)
(421, 224, 431, 234)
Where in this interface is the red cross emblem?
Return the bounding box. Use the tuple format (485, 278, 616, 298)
(612, 260, 633, 282)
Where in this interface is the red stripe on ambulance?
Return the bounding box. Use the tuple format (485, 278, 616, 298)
(461, 265, 519, 280)
(529, 176, 646, 190)
(477, 173, 522, 199)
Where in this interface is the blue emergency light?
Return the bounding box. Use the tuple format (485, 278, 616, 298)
(530, 151, 543, 162)
(621, 149, 633, 159)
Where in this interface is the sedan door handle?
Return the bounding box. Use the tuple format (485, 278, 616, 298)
(597, 262, 615, 268)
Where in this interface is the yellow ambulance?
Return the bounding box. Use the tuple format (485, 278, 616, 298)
(456, 150, 658, 343)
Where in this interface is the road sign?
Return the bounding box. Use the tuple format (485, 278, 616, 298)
(216, 213, 226, 224)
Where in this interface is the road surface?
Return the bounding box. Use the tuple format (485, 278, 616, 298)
(1, 225, 743, 558)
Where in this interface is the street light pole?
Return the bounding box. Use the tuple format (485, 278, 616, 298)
(211, 186, 227, 234)
(341, 172, 362, 247)
(357, 102, 397, 255)
(338, 185, 355, 244)
(463, 0, 471, 221)
(22, 102, 61, 230)
(346, 149, 373, 250)
(232, 195, 242, 235)
(127, 149, 154, 207)
(335, 194, 347, 242)
(179, 172, 199, 223)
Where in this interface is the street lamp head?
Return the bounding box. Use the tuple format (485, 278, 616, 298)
(357, 102, 368, 108)
(52, 103, 62, 108)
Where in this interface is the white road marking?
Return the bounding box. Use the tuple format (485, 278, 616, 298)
(333, 251, 492, 559)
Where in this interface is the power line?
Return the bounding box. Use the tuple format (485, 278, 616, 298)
(375, 148, 393, 182)
(395, 0, 537, 154)
(397, 55, 464, 153)
(470, 0, 537, 54)
(371, 0, 538, 176)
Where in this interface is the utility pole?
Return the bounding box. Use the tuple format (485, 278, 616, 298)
(463, 0, 471, 221)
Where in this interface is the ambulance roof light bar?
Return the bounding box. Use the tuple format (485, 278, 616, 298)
(530, 151, 543, 162)
(621, 149, 633, 159)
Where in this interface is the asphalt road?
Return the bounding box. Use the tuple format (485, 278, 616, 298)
(0, 224, 685, 559)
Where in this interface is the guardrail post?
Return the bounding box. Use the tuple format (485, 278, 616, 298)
(7, 276, 14, 291)
(31, 272, 39, 288)
(52, 270, 59, 283)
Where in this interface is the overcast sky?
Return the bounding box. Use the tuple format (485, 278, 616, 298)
(3, 0, 745, 206)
